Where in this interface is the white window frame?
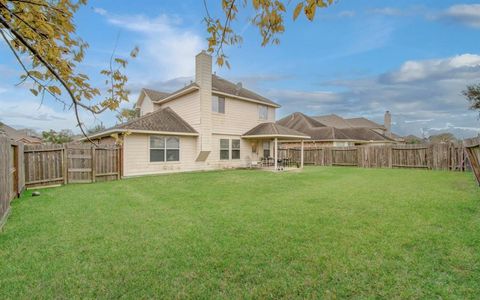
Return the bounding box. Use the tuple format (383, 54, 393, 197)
(220, 139, 230, 160)
(259, 105, 268, 120)
(149, 136, 180, 162)
(212, 96, 225, 114)
(263, 141, 271, 158)
(231, 139, 240, 160)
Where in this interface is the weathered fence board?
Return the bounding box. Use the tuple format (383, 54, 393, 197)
(24, 144, 121, 188)
(279, 143, 469, 172)
(464, 138, 480, 185)
(0, 135, 25, 225)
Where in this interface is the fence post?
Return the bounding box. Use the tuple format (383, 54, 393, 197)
(117, 147, 121, 180)
(388, 145, 393, 168)
(91, 147, 96, 183)
(63, 145, 68, 184)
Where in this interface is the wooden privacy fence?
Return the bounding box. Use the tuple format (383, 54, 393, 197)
(0, 135, 24, 225)
(464, 137, 480, 185)
(279, 143, 469, 171)
(24, 144, 122, 188)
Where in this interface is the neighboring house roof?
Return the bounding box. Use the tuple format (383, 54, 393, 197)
(86, 107, 199, 140)
(16, 136, 43, 144)
(313, 114, 352, 129)
(243, 122, 310, 139)
(340, 127, 394, 142)
(277, 112, 395, 143)
(345, 117, 385, 129)
(305, 127, 356, 141)
(277, 112, 327, 131)
(211, 75, 280, 107)
(0, 122, 42, 144)
(313, 114, 386, 130)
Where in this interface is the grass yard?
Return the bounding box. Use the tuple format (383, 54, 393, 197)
(0, 167, 479, 298)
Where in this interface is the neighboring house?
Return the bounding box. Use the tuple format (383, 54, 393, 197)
(87, 51, 309, 176)
(0, 122, 43, 144)
(277, 112, 400, 148)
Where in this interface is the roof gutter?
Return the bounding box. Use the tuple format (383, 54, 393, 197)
(80, 129, 199, 141)
(242, 134, 310, 140)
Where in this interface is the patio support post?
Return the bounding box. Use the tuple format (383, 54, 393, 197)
(301, 140, 304, 169)
(274, 138, 278, 171)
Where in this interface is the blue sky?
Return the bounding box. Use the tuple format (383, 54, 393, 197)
(1, 0, 480, 138)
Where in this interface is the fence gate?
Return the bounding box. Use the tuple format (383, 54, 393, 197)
(66, 146, 93, 183)
(24, 144, 121, 188)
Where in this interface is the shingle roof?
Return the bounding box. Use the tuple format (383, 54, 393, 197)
(243, 122, 309, 138)
(313, 114, 352, 129)
(277, 112, 326, 131)
(0, 123, 42, 144)
(212, 75, 280, 107)
(90, 107, 198, 139)
(340, 127, 394, 142)
(345, 117, 385, 129)
(145, 75, 279, 107)
(143, 88, 170, 101)
(277, 112, 395, 142)
(306, 127, 355, 141)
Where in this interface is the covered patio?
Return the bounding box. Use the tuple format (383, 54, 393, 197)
(242, 123, 310, 171)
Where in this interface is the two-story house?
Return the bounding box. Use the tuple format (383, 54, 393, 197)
(88, 51, 308, 176)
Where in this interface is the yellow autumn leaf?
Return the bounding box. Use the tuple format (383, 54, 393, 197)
(293, 2, 303, 20)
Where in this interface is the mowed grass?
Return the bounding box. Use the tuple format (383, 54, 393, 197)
(0, 167, 479, 299)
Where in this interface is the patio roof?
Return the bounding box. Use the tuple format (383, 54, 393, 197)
(242, 122, 310, 140)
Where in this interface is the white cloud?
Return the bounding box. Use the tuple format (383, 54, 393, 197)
(96, 10, 204, 79)
(270, 54, 480, 138)
(441, 4, 480, 28)
(404, 119, 434, 124)
(93, 7, 107, 16)
(370, 7, 404, 16)
(0, 99, 93, 131)
(383, 54, 480, 83)
(338, 11, 356, 18)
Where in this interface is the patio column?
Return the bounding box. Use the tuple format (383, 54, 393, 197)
(274, 138, 278, 171)
(301, 140, 304, 169)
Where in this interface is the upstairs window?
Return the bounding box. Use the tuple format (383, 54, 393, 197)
(212, 96, 225, 114)
(259, 105, 268, 120)
(220, 139, 229, 160)
(231, 139, 240, 159)
(150, 136, 180, 162)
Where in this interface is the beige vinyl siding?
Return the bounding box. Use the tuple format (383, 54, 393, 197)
(211, 96, 275, 135)
(123, 134, 206, 176)
(159, 91, 201, 131)
(139, 94, 154, 116)
(208, 134, 254, 168)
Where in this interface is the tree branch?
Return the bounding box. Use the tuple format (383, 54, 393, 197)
(0, 14, 97, 144)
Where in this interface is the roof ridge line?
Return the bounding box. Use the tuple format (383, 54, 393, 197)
(115, 106, 172, 129)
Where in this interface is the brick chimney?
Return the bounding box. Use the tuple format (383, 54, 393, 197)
(384, 111, 392, 138)
(195, 51, 212, 153)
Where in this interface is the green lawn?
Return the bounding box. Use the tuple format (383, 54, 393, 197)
(1, 167, 479, 298)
